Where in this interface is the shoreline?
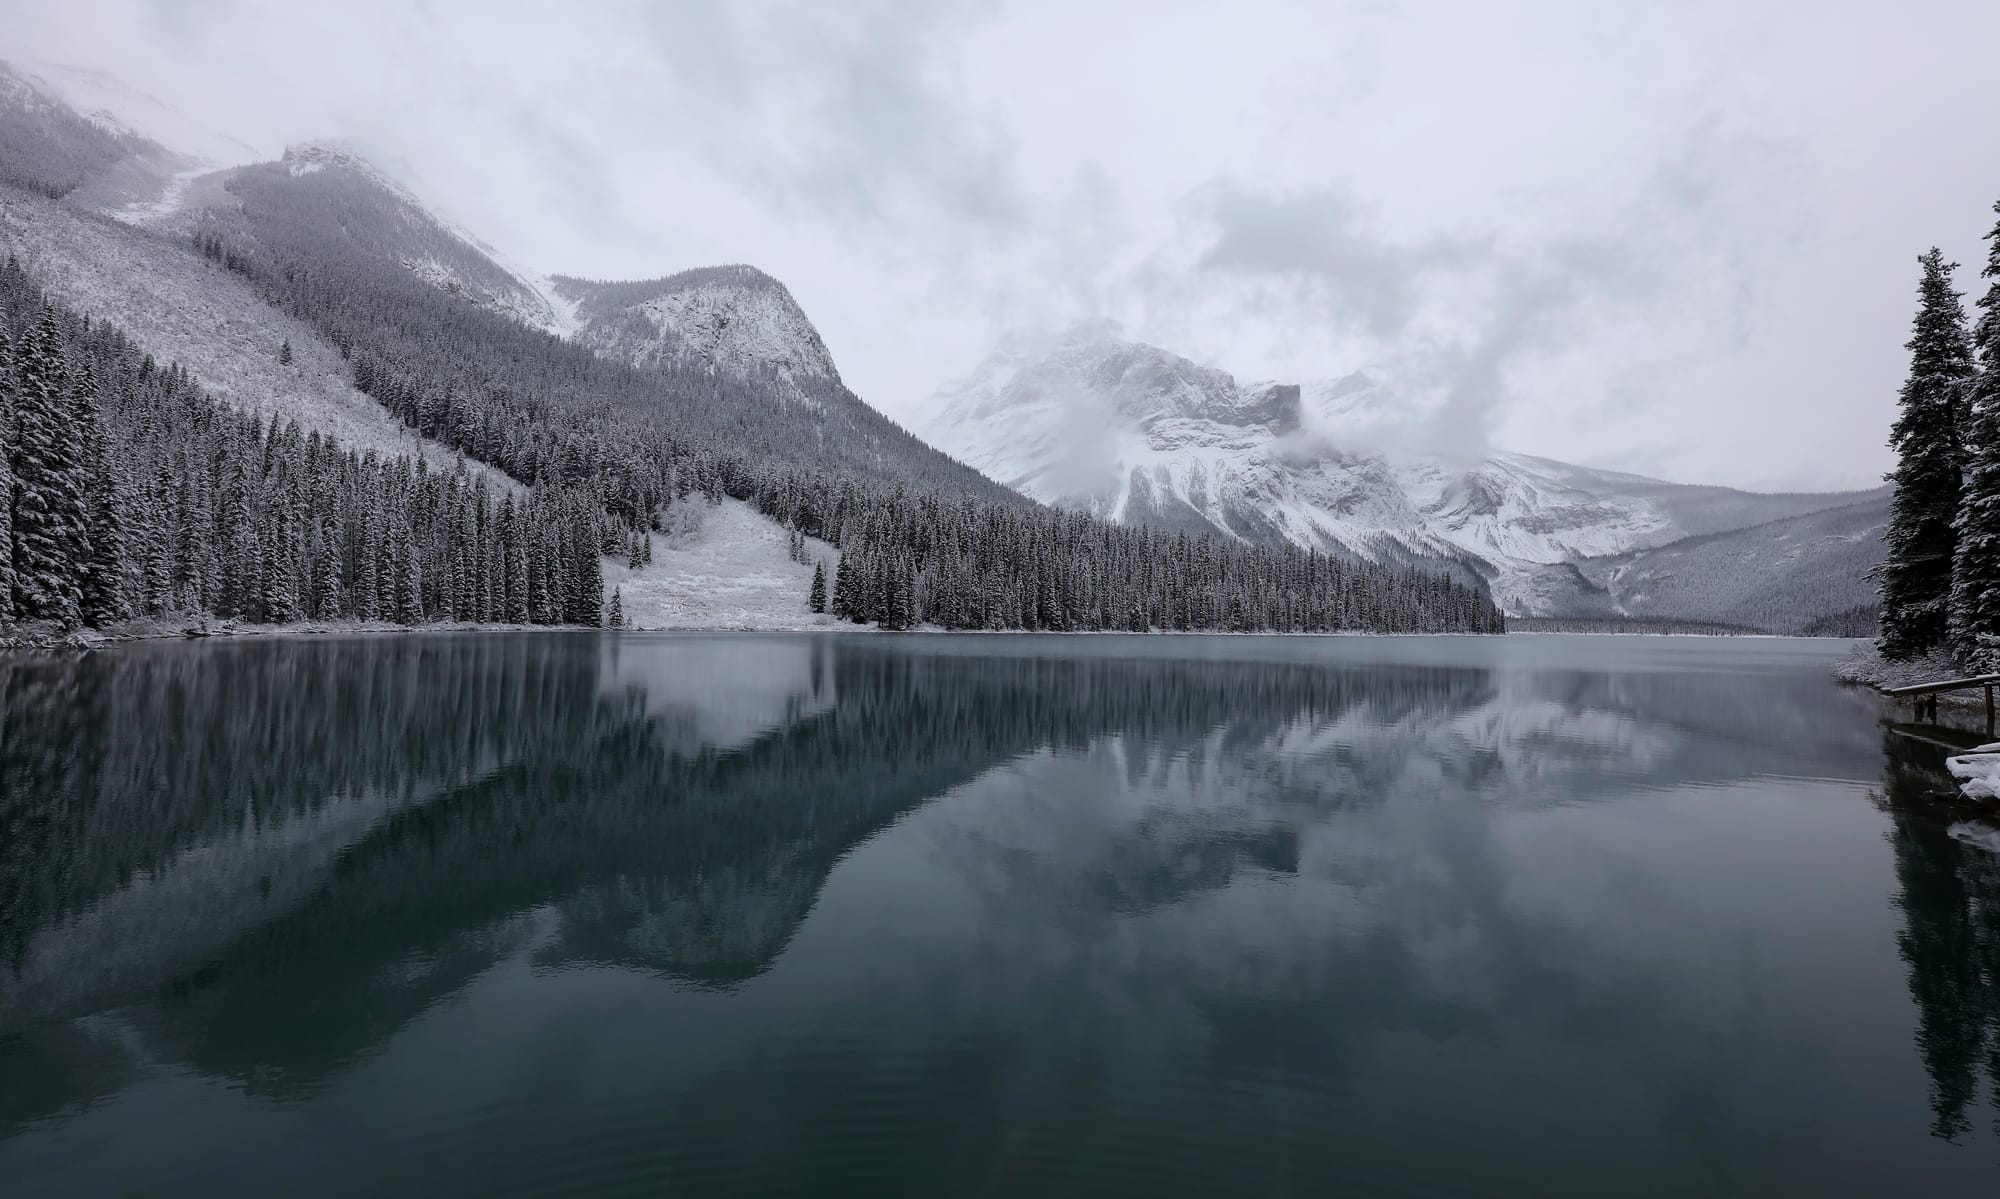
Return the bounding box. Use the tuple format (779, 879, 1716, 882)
(1, 621, 1866, 655)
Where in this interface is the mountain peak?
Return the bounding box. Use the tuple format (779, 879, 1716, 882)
(279, 140, 413, 195)
(920, 326, 1874, 615)
(551, 265, 839, 393)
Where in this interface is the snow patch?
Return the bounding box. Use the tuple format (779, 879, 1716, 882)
(109, 164, 209, 226)
(1947, 749, 2000, 805)
(602, 498, 842, 631)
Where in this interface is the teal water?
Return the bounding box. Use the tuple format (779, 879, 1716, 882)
(1, 632, 1995, 1196)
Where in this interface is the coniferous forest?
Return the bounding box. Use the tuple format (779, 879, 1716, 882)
(1877, 203, 2000, 668)
(0, 246, 1501, 637)
(0, 257, 609, 631)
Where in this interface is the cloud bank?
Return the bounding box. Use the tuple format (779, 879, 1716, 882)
(9, 0, 2000, 489)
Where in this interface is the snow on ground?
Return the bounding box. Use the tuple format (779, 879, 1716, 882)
(602, 498, 844, 631)
(530, 273, 582, 338)
(1947, 744, 2000, 805)
(0, 189, 518, 493)
(1833, 642, 1966, 693)
(110, 163, 208, 226)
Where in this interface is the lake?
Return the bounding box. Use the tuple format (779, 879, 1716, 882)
(2, 631, 1996, 1196)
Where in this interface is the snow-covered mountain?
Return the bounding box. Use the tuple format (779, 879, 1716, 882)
(550, 266, 841, 399)
(0, 55, 1020, 508)
(921, 321, 1883, 620)
(0, 60, 195, 212)
(170, 140, 578, 335)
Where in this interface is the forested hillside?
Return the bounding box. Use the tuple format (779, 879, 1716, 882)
(1, 68, 1502, 637)
(0, 257, 611, 630)
(1538, 496, 1890, 634)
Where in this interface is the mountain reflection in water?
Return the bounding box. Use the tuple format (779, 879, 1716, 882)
(1, 631, 1994, 1197)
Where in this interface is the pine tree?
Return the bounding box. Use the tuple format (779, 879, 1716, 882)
(0, 316, 16, 623)
(607, 587, 624, 629)
(1952, 203, 2000, 668)
(809, 560, 826, 613)
(73, 361, 127, 627)
(10, 307, 85, 627)
(391, 519, 421, 623)
(1879, 249, 1975, 659)
(278, 339, 292, 366)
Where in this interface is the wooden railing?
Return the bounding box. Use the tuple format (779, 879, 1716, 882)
(1882, 673, 2000, 736)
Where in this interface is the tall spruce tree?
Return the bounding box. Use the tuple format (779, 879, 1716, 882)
(1952, 204, 2000, 668)
(1879, 249, 1974, 659)
(10, 307, 86, 627)
(73, 360, 126, 627)
(607, 587, 624, 629)
(809, 560, 826, 613)
(0, 315, 16, 623)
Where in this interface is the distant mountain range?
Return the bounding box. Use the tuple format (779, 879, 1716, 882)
(0, 57, 1885, 632)
(920, 321, 1887, 630)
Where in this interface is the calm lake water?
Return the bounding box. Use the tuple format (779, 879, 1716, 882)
(2, 632, 1997, 1196)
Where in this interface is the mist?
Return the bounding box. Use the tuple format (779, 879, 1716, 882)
(10, 0, 2000, 489)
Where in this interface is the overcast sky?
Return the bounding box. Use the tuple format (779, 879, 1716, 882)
(11, 0, 2000, 490)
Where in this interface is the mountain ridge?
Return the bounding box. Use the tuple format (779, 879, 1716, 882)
(919, 320, 1885, 626)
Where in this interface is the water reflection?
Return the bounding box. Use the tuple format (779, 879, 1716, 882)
(0, 632, 1978, 1195)
(1875, 725, 2000, 1144)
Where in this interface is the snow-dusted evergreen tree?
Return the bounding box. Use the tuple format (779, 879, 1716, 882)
(10, 306, 86, 627)
(391, 519, 421, 623)
(1951, 204, 2000, 668)
(1879, 249, 1974, 659)
(607, 587, 624, 629)
(0, 315, 16, 622)
(73, 360, 127, 627)
(809, 560, 826, 613)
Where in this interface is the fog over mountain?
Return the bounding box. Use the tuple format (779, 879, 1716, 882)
(10, 0, 2000, 492)
(0, 41, 1905, 630)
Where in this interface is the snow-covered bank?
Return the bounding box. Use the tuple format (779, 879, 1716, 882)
(1832, 641, 1965, 691)
(602, 497, 843, 632)
(1947, 744, 2000, 804)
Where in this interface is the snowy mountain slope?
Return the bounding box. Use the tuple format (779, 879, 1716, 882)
(1524, 494, 1892, 631)
(6, 65, 1019, 508)
(0, 60, 191, 207)
(0, 186, 517, 490)
(921, 322, 1883, 619)
(17, 59, 263, 168)
(173, 141, 575, 333)
(552, 266, 841, 396)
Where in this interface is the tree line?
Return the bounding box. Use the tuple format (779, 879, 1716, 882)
(171, 161, 1503, 636)
(816, 495, 1500, 633)
(1878, 202, 2000, 667)
(1, 255, 611, 631)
